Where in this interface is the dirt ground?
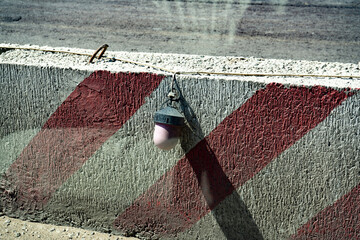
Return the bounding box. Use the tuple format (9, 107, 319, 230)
(1, 0, 359, 63)
(0, 215, 138, 240)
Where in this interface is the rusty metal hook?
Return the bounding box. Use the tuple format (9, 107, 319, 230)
(88, 44, 109, 63)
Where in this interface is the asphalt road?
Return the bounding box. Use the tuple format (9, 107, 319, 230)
(0, 0, 359, 63)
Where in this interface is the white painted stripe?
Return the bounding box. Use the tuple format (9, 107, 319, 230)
(0, 129, 39, 176)
(46, 76, 263, 228)
(175, 91, 359, 240)
(0, 64, 89, 174)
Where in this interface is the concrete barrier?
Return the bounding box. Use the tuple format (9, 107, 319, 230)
(0, 45, 359, 239)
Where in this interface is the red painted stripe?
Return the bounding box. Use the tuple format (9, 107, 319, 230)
(291, 183, 360, 240)
(114, 83, 350, 236)
(1, 70, 164, 210)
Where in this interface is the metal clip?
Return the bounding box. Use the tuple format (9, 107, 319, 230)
(89, 44, 109, 63)
(168, 73, 180, 103)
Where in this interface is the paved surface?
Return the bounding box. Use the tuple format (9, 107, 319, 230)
(0, 0, 359, 63)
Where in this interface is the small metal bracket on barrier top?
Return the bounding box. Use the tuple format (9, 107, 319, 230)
(168, 73, 180, 103)
(89, 44, 109, 63)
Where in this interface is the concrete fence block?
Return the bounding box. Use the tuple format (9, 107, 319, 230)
(0, 45, 359, 239)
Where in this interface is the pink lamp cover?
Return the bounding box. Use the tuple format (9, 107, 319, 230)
(153, 123, 180, 150)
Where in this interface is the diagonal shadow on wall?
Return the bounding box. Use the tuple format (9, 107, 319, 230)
(177, 82, 264, 240)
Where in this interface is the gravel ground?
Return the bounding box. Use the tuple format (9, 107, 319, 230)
(0, 215, 138, 240)
(1, 0, 359, 63)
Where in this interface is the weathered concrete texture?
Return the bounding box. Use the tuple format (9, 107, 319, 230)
(0, 64, 90, 176)
(45, 76, 261, 233)
(115, 84, 354, 239)
(1, 70, 165, 217)
(0, 64, 89, 138)
(0, 58, 359, 240)
(175, 91, 360, 239)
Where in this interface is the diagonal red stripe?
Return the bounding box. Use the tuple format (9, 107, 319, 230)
(1, 70, 164, 210)
(114, 83, 350, 237)
(291, 183, 360, 240)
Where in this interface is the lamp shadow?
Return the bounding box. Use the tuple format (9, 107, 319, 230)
(174, 80, 264, 240)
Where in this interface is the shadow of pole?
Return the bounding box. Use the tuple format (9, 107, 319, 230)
(174, 78, 264, 240)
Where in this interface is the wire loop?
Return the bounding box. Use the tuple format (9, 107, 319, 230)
(88, 44, 109, 63)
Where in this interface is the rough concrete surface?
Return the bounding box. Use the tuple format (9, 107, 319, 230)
(0, 45, 359, 239)
(1, 43, 360, 88)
